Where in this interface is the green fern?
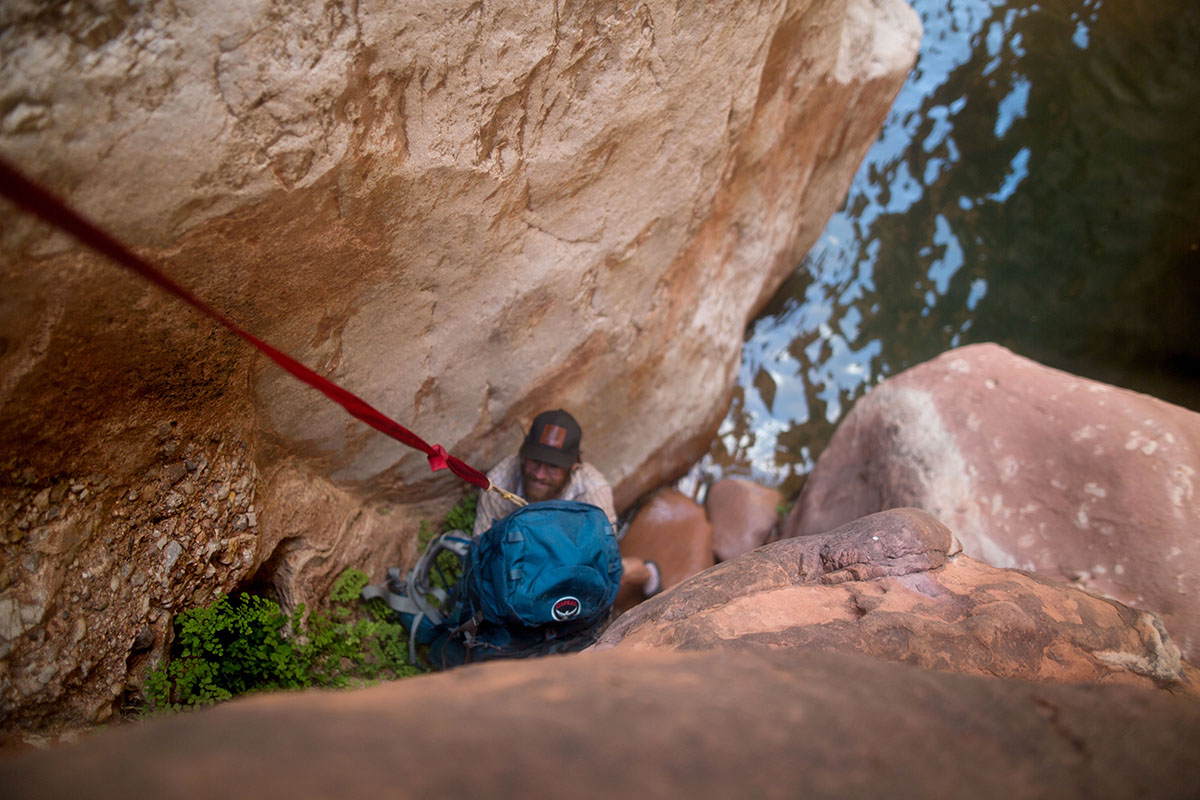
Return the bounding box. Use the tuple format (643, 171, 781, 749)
(145, 494, 477, 712)
(442, 492, 477, 534)
(146, 569, 419, 711)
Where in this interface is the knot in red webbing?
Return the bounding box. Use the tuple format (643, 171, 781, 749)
(427, 444, 449, 472)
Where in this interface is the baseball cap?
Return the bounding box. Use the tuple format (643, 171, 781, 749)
(519, 409, 582, 468)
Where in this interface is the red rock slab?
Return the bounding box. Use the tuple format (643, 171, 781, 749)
(596, 508, 1199, 695)
(615, 489, 715, 612)
(705, 478, 784, 561)
(787, 343, 1200, 662)
(4, 648, 1200, 800)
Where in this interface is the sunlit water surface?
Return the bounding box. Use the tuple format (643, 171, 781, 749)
(684, 0, 1200, 500)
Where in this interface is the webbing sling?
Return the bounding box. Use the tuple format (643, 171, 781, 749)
(0, 155, 523, 503)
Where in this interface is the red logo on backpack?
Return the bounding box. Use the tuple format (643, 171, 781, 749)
(552, 596, 581, 621)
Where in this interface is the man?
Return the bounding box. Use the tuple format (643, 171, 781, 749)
(474, 409, 661, 598)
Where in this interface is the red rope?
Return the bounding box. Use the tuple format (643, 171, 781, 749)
(0, 156, 490, 490)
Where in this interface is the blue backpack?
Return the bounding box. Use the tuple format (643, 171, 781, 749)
(363, 500, 623, 669)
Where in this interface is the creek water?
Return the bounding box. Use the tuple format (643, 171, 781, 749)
(686, 0, 1200, 500)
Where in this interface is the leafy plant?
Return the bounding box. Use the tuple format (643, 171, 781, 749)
(441, 492, 477, 535)
(146, 569, 419, 711)
(145, 493, 479, 712)
(419, 493, 477, 592)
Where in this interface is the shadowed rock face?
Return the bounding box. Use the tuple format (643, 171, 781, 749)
(595, 509, 1198, 694)
(786, 344, 1200, 661)
(3, 648, 1199, 799)
(0, 0, 921, 730)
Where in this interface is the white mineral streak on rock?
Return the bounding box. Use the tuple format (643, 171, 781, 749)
(1169, 465, 1194, 516)
(1124, 430, 1160, 455)
(834, 0, 923, 84)
(999, 456, 1019, 481)
(1072, 425, 1097, 442)
(1094, 612, 1183, 683)
(868, 387, 1016, 567)
(948, 358, 971, 374)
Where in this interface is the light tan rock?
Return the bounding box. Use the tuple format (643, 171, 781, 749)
(0, 0, 920, 731)
(787, 344, 1200, 662)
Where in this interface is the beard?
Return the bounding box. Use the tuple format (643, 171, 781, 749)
(522, 462, 571, 502)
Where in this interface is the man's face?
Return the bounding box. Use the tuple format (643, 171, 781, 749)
(521, 458, 572, 502)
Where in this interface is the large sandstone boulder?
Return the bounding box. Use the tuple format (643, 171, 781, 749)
(0, 0, 921, 731)
(615, 489, 714, 613)
(596, 508, 1198, 694)
(786, 344, 1200, 662)
(4, 648, 1200, 799)
(706, 477, 784, 561)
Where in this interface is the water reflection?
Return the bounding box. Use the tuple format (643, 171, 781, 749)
(683, 0, 1200, 501)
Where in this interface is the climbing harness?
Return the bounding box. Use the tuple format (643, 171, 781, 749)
(0, 156, 525, 506)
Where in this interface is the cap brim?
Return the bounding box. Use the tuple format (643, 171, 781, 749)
(520, 442, 578, 468)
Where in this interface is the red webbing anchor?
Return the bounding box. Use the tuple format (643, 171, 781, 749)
(0, 156, 496, 492)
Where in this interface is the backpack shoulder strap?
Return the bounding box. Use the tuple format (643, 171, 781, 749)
(362, 531, 474, 664)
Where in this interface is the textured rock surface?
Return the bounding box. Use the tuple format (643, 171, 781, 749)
(596, 509, 1198, 694)
(5, 648, 1200, 799)
(0, 0, 921, 731)
(786, 343, 1200, 661)
(615, 489, 714, 613)
(706, 478, 784, 561)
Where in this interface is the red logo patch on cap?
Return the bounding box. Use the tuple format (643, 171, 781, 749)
(539, 424, 568, 448)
